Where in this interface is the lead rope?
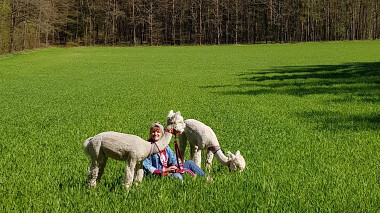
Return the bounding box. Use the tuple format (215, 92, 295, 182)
(174, 134, 195, 176)
(148, 141, 160, 158)
(174, 135, 183, 168)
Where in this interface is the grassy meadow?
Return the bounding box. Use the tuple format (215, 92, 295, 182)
(0, 41, 379, 212)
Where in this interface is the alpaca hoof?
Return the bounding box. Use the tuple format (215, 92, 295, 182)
(88, 180, 97, 188)
(124, 183, 131, 191)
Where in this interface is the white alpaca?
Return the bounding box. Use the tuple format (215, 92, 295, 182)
(83, 110, 186, 190)
(179, 119, 245, 172)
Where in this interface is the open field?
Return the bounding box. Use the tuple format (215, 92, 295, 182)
(0, 41, 379, 212)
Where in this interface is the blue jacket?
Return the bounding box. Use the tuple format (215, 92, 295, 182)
(143, 146, 182, 175)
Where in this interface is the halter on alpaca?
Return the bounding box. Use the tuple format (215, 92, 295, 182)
(207, 145, 222, 155)
(148, 128, 180, 157)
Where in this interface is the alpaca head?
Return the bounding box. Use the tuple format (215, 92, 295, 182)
(166, 110, 186, 134)
(227, 150, 246, 172)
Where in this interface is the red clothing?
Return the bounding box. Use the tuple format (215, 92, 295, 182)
(158, 149, 169, 176)
(149, 138, 170, 176)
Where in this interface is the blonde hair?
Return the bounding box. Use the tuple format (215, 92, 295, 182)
(150, 121, 163, 134)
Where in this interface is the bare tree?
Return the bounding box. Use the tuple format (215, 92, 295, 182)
(2, 0, 380, 54)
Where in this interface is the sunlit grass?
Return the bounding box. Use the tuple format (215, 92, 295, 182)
(0, 41, 379, 212)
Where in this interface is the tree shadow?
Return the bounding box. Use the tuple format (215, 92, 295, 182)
(297, 110, 380, 132)
(202, 62, 380, 101)
(239, 62, 380, 81)
(201, 62, 380, 132)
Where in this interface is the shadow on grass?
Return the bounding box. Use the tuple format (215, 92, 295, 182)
(238, 62, 380, 82)
(298, 110, 380, 132)
(202, 62, 380, 101)
(201, 62, 380, 132)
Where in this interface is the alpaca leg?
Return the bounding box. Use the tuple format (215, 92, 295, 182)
(134, 162, 144, 186)
(87, 139, 102, 187)
(96, 152, 107, 184)
(124, 159, 136, 190)
(178, 133, 188, 158)
(88, 161, 99, 187)
(193, 148, 202, 168)
(205, 150, 214, 173)
(189, 143, 196, 162)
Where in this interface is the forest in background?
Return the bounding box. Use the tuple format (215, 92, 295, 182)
(0, 0, 379, 54)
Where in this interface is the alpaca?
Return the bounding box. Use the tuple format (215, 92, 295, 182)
(179, 119, 245, 172)
(83, 110, 186, 190)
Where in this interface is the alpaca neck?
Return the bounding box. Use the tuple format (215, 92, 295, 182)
(214, 150, 230, 166)
(154, 131, 173, 152)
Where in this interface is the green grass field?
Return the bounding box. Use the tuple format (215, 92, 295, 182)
(0, 41, 379, 212)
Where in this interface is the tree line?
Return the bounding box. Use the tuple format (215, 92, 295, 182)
(0, 0, 379, 54)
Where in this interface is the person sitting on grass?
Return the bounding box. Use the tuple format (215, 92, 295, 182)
(142, 122, 212, 182)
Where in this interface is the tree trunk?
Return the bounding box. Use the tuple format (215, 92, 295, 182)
(149, 1, 153, 45)
(375, 1, 379, 39)
(216, 0, 220, 45)
(199, 1, 202, 45)
(22, 21, 26, 50)
(235, 0, 238, 44)
(9, 1, 16, 53)
(172, 0, 175, 45)
(132, 0, 136, 46)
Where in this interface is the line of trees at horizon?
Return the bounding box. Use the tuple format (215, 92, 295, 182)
(0, 0, 379, 54)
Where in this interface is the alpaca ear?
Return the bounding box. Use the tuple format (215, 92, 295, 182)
(167, 110, 174, 118)
(228, 151, 235, 160)
(236, 150, 240, 156)
(175, 111, 181, 116)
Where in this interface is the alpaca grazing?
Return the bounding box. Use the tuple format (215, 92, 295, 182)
(179, 119, 245, 172)
(83, 110, 186, 190)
